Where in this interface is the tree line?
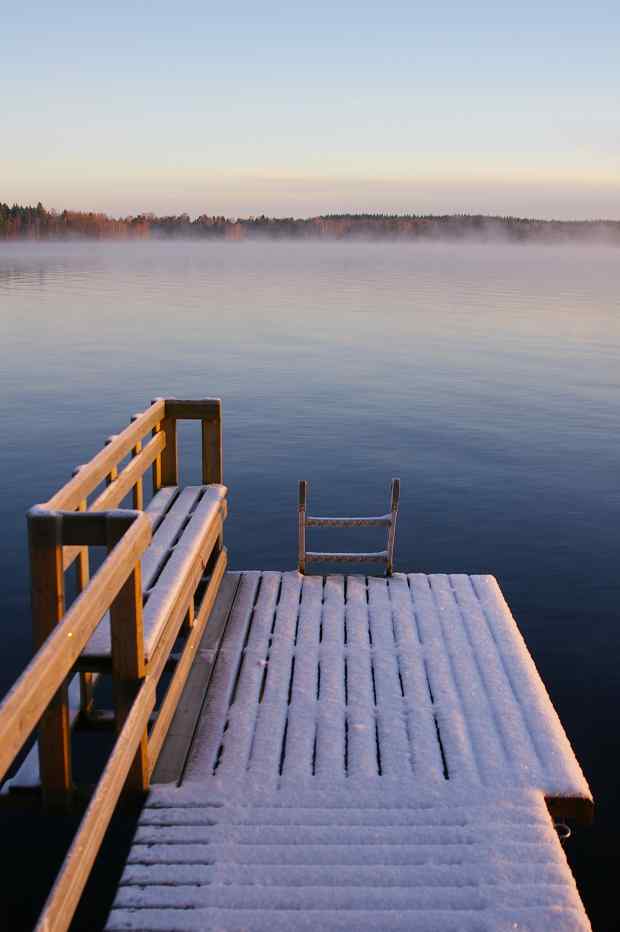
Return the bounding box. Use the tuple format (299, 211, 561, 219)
(1, 202, 618, 243)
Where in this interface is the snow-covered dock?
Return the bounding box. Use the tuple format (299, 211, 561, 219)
(107, 570, 592, 931)
(0, 399, 593, 931)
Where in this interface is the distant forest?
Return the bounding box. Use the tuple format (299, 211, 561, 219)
(1, 201, 619, 243)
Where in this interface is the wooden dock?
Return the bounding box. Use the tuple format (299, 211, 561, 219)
(0, 399, 593, 931)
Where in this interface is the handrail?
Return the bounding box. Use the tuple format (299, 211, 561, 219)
(0, 397, 227, 932)
(45, 400, 166, 512)
(0, 511, 151, 785)
(35, 679, 157, 932)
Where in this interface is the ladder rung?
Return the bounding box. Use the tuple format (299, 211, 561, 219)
(306, 515, 392, 528)
(305, 551, 388, 564)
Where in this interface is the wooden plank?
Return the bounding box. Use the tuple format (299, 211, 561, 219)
(147, 511, 224, 680)
(244, 572, 302, 790)
(182, 573, 261, 777)
(145, 486, 179, 529)
(142, 491, 227, 661)
(367, 577, 412, 777)
(314, 575, 346, 780)
(141, 488, 203, 592)
(281, 575, 322, 782)
(0, 513, 152, 786)
(386, 575, 446, 779)
(34, 679, 156, 932)
(45, 400, 165, 512)
(345, 576, 377, 777)
(78, 486, 222, 670)
(214, 572, 281, 781)
(147, 549, 229, 776)
(151, 572, 240, 785)
(28, 509, 72, 805)
(407, 574, 479, 782)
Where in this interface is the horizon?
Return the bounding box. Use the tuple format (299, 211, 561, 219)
(3, 1, 619, 221)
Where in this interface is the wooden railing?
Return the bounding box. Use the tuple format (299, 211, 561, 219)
(0, 398, 226, 932)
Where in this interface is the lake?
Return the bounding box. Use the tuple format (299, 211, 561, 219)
(1, 239, 618, 927)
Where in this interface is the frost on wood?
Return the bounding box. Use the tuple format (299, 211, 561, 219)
(107, 786, 590, 931)
(105, 571, 592, 931)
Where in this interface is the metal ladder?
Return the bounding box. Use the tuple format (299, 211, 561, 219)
(298, 478, 400, 576)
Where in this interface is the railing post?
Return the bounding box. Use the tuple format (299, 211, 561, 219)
(298, 480, 307, 574)
(160, 405, 179, 487)
(73, 466, 95, 718)
(106, 513, 149, 793)
(28, 508, 73, 807)
(201, 400, 223, 484)
(151, 398, 164, 493)
(130, 413, 145, 509)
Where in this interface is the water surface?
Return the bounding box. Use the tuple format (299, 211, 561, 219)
(1, 240, 618, 927)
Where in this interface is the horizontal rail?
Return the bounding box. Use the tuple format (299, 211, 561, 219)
(306, 514, 392, 528)
(35, 679, 157, 932)
(46, 400, 166, 512)
(0, 512, 151, 784)
(305, 550, 388, 563)
(164, 398, 221, 420)
(62, 431, 166, 570)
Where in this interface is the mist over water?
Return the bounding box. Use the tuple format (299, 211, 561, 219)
(1, 240, 619, 926)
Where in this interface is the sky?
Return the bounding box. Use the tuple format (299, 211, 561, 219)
(2, 1, 619, 220)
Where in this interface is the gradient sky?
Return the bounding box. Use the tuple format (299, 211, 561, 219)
(3, 1, 619, 219)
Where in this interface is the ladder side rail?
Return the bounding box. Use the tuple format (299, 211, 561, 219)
(386, 477, 400, 576)
(298, 480, 307, 573)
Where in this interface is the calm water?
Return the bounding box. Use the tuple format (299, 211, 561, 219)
(1, 240, 619, 927)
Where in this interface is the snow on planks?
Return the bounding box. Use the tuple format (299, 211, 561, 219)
(106, 784, 590, 932)
(183, 572, 591, 815)
(106, 571, 592, 931)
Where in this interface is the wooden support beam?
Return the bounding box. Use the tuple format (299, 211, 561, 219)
(28, 510, 72, 807)
(107, 519, 149, 793)
(130, 413, 144, 510)
(201, 408, 223, 484)
(75, 488, 95, 718)
(160, 415, 178, 487)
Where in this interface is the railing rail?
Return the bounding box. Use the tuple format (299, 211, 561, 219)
(0, 397, 227, 932)
(0, 511, 151, 787)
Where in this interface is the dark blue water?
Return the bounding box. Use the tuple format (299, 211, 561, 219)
(1, 240, 618, 927)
